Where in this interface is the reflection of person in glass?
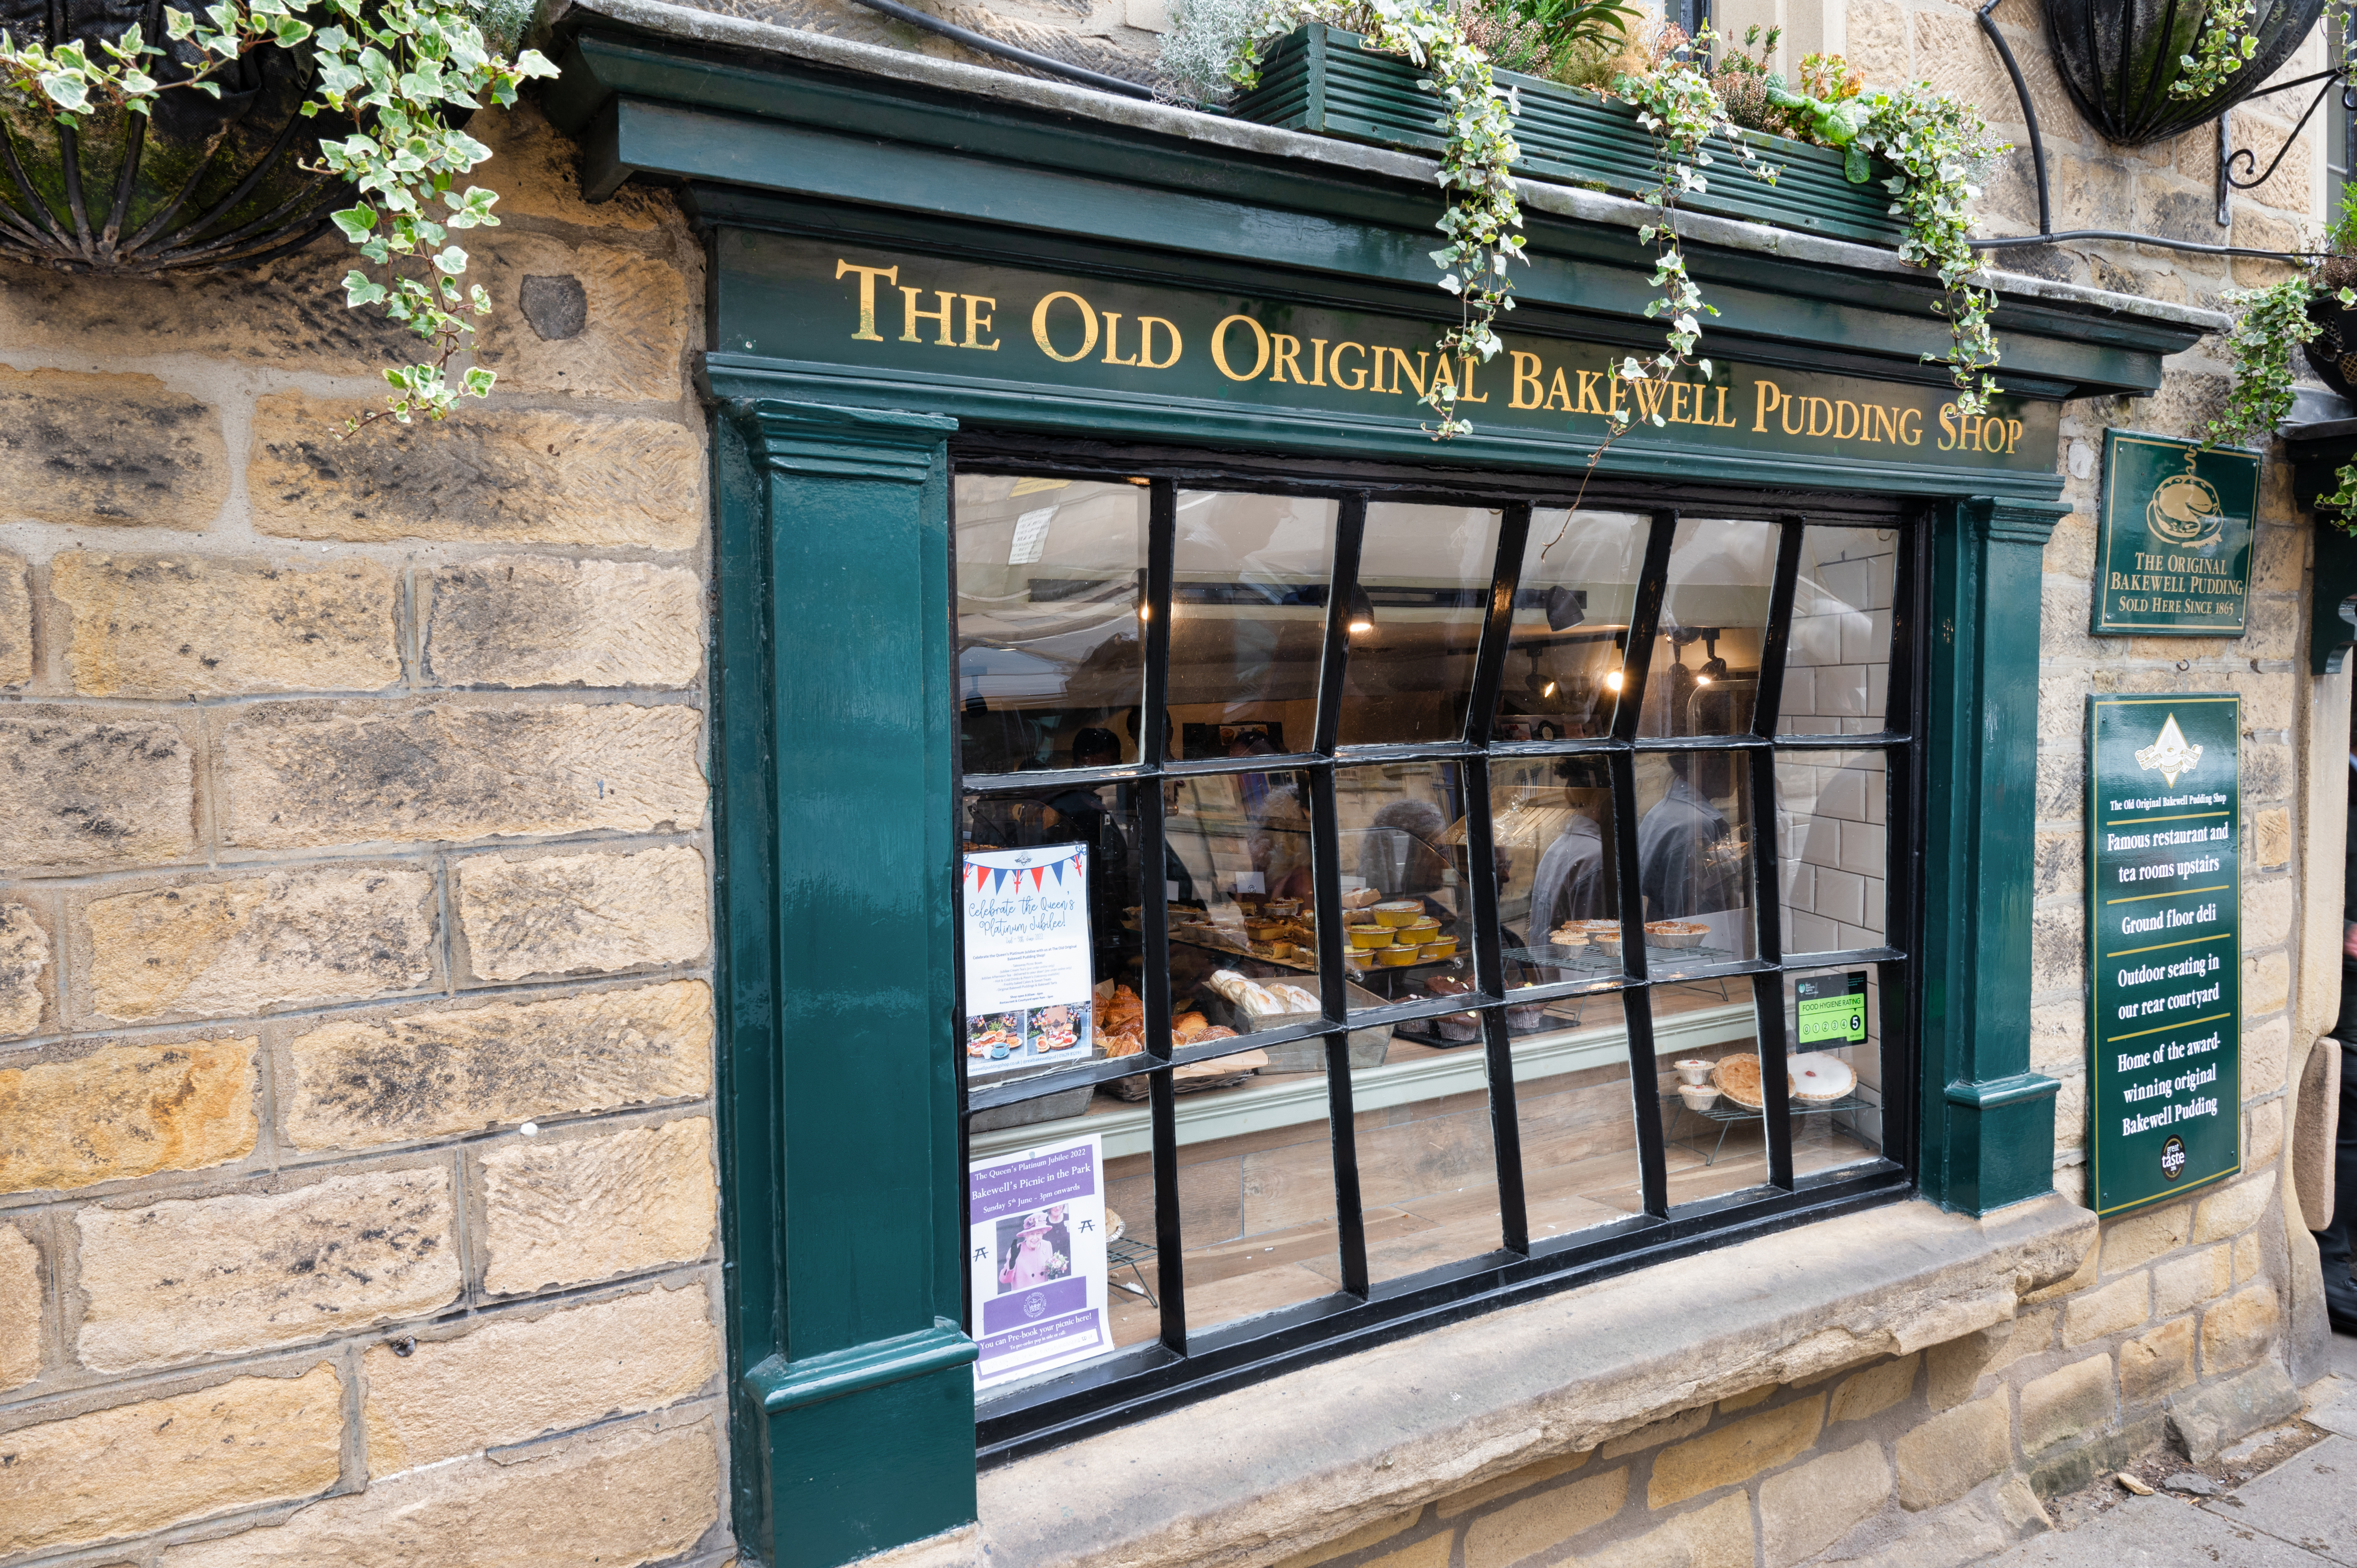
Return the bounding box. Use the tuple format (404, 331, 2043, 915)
(1359, 800, 1450, 904)
(1637, 753, 1743, 920)
(1530, 778, 1615, 931)
(1043, 727, 1132, 968)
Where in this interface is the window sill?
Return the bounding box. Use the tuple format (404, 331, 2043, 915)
(925, 1193, 2094, 1568)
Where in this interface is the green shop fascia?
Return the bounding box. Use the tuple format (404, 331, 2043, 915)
(538, 4, 2214, 1563)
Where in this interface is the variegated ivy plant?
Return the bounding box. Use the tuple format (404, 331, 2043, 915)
(0, 0, 557, 433)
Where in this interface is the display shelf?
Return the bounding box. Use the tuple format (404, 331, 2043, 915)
(968, 1000, 1758, 1159)
(1660, 1091, 1875, 1167)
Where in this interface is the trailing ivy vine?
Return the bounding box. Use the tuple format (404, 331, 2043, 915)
(2207, 273, 2357, 525)
(1178, 6, 2007, 443)
(2172, 0, 2263, 99)
(0, 0, 556, 432)
(1608, 26, 1773, 432)
(1357, 0, 1527, 437)
(1851, 84, 2004, 415)
(1192, 0, 1529, 437)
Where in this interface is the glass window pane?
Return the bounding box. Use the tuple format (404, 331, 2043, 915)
(1774, 749, 1889, 954)
(1652, 981, 1781, 1209)
(1489, 754, 1624, 994)
(960, 786, 1142, 1082)
(1168, 492, 1338, 758)
(1338, 503, 1503, 745)
(1163, 770, 1323, 1020)
(1782, 527, 1897, 736)
(955, 475, 1149, 775)
(1639, 518, 1779, 739)
(1496, 509, 1649, 740)
(1335, 760, 1475, 1013)
(1634, 751, 1759, 962)
(1172, 1042, 1345, 1337)
(1781, 962, 1889, 1181)
(1352, 1021, 1506, 1283)
(1100, 1145, 1166, 1351)
(1511, 990, 1653, 1242)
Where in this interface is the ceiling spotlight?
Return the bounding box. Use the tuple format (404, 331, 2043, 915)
(1541, 679, 1558, 699)
(1346, 585, 1375, 635)
(1604, 669, 1624, 692)
(1697, 655, 1728, 687)
(1544, 585, 1585, 632)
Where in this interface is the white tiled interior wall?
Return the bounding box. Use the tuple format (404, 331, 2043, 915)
(1776, 531, 1896, 956)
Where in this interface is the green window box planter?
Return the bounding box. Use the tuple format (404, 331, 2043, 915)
(1228, 24, 1908, 251)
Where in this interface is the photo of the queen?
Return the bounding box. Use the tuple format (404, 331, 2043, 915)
(994, 1205, 1073, 1292)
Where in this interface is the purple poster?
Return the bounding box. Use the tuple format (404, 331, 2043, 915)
(967, 1134, 1110, 1391)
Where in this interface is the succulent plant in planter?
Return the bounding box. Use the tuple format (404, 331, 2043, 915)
(0, 0, 555, 430)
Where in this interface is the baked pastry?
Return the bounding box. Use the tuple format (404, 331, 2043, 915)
(1711, 1053, 1809, 1109)
(1787, 1053, 1858, 1103)
(1712, 1053, 1766, 1109)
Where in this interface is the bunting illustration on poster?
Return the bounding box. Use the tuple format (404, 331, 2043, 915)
(963, 843, 1096, 1080)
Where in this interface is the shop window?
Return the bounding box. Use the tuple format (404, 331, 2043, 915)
(954, 461, 1918, 1455)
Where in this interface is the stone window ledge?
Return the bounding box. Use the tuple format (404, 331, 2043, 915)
(877, 1194, 2094, 1568)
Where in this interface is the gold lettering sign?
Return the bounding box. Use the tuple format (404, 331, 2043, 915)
(743, 242, 2057, 477)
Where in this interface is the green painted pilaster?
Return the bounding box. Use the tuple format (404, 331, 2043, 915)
(713, 397, 976, 1568)
(1919, 497, 2070, 1214)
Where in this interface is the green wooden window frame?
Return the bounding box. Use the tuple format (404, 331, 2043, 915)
(952, 451, 1925, 1458)
(710, 402, 2067, 1566)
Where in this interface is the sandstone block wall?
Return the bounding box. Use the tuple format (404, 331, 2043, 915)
(1273, 1175, 2296, 1568)
(0, 103, 730, 1568)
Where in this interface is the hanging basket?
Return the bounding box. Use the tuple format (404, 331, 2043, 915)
(0, 0, 354, 273)
(2303, 283, 2357, 403)
(2042, 0, 2328, 147)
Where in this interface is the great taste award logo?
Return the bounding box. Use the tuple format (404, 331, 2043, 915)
(2134, 713, 2203, 788)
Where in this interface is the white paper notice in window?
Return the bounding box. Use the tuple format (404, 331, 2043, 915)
(968, 1134, 1112, 1390)
(962, 843, 1094, 1080)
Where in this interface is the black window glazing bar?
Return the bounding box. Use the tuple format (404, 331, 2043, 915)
(1314, 495, 1367, 756)
(1743, 519, 1801, 1192)
(1462, 753, 1530, 1253)
(1462, 507, 1532, 1255)
(1607, 746, 1670, 1219)
(1140, 480, 1186, 1347)
(944, 451, 1925, 1453)
(1878, 511, 1930, 1177)
(1746, 519, 1805, 972)
(1307, 761, 1371, 1300)
(1465, 503, 1533, 749)
(1752, 518, 1805, 744)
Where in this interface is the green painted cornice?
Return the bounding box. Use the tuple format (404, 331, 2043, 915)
(727, 397, 961, 483)
(745, 1320, 978, 1414)
(538, 0, 2217, 404)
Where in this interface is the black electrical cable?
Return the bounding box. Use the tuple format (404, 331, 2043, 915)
(838, 0, 1160, 101)
(1973, 228, 2327, 261)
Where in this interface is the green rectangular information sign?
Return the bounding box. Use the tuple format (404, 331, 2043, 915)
(2085, 695, 2242, 1215)
(2091, 430, 2259, 637)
